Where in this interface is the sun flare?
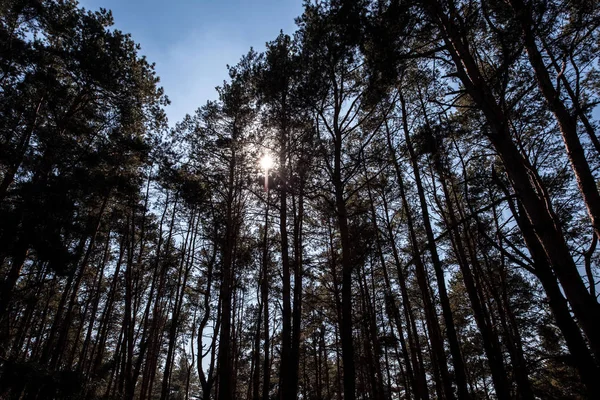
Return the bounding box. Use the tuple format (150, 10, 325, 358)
(260, 154, 274, 170)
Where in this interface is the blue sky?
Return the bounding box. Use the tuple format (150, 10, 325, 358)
(78, 0, 305, 126)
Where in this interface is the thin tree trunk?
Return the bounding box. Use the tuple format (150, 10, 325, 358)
(392, 148, 455, 400)
(332, 128, 357, 400)
(217, 132, 239, 400)
(261, 190, 271, 400)
(160, 209, 198, 400)
(397, 99, 471, 399)
(365, 172, 417, 399)
(381, 190, 430, 400)
(290, 166, 306, 400)
(430, 156, 510, 400)
(278, 98, 294, 400)
(78, 230, 110, 372)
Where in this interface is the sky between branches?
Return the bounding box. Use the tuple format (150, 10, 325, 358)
(78, 0, 304, 126)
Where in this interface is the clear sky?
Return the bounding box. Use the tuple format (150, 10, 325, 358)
(78, 0, 305, 126)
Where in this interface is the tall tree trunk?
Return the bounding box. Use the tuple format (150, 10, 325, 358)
(78, 230, 110, 372)
(261, 191, 271, 400)
(90, 233, 126, 377)
(391, 145, 455, 399)
(360, 262, 386, 400)
(123, 213, 136, 399)
(381, 190, 430, 400)
(365, 171, 418, 400)
(457, 145, 535, 400)
(140, 194, 179, 400)
(278, 96, 294, 400)
(252, 287, 263, 400)
(289, 166, 306, 400)
(430, 155, 510, 400)
(161, 209, 198, 400)
(397, 98, 471, 399)
(332, 123, 357, 400)
(217, 135, 239, 400)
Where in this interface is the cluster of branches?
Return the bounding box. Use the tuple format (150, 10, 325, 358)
(1, 0, 600, 399)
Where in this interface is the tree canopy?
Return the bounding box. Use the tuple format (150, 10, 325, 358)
(1, 0, 600, 399)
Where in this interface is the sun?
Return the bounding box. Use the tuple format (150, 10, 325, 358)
(260, 154, 274, 170)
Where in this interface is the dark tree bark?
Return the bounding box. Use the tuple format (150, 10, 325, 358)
(261, 191, 271, 400)
(398, 95, 471, 400)
(380, 190, 430, 400)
